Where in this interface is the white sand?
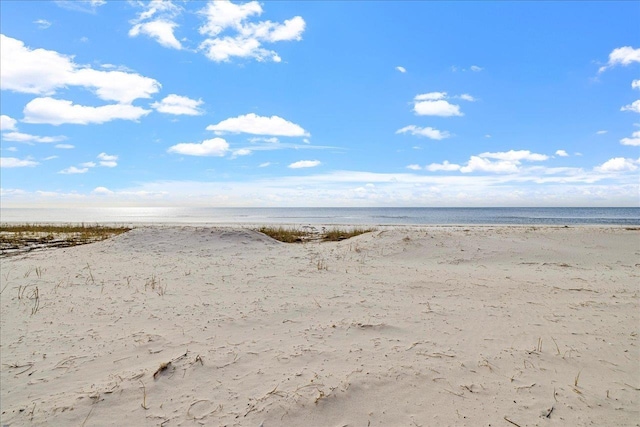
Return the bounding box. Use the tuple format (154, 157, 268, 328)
(1, 225, 638, 426)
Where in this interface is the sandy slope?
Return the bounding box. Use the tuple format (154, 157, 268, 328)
(1, 226, 638, 426)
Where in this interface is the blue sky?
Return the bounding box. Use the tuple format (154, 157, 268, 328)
(1, 0, 639, 207)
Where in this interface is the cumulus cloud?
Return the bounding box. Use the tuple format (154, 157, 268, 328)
(460, 156, 520, 173)
(620, 130, 640, 146)
(396, 125, 450, 140)
(80, 161, 97, 168)
(97, 152, 118, 167)
(555, 150, 569, 157)
(1, 34, 160, 104)
(396, 66, 406, 73)
(206, 113, 309, 136)
(413, 92, 463, 117)
(233, 148, 252, 156)
(406, 164, 421, 171)
(621, 100, 640, 114)
(59, 166, 89, 174)
(422, 150, 549, 174)
(196, 1, 305, 62)
(426, 161, 461, 172)
(633, 79, 640, 90)
(1, 157, 39, 168)
(458, 94, 476, 102)
(167, 138, 230, 156)
(478, 150, 549, 162)
(595, 157, 638, 172)
(599, 46, 640, 73)
(1, 131, 66, 143)
(0, 115, 17, 131)
(55, 144, 74, 149)
(23, 97, 151, 125)
(55, 0, 106, 14)
(93, 186, 114, 195)
(151, 94, 204, 115)
(289, 160, 320, 169)
(414, 92, 446, 101)
(129, 0, 183, 49)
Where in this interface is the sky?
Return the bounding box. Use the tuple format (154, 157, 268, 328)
(1, 0, 639, 207)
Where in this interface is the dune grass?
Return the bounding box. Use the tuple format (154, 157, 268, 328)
(258, 226, 375, 243)
(0, 223, 131, 256)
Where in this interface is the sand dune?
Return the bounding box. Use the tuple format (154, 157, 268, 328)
(1, 226, 638, 426)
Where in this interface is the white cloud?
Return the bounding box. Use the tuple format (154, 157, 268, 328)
(167, 138, 230, 156)
(93, 186, 114, 195)
(414, 100, 462, 117)
(485, 134, 491, 138)
(34, 19, 51, 29)
(59, 166, 89, 174)
(289, 160, 320, 169)
(55, 144, 74, 149)
(426, 161, 461, 172)
(197, 1, 305, 62)
(249, 136, 279, 143)
(460, 156, 520, 173)
(599, 46, 640, 73)
(233, 148, 252, 156)
(1, 157, 39, 168)
(199, 35, 279, 62)
(406, 164, 421, 171)
(151, 94, 204, 115)
(1, 35, 160, 104)
(23, 97, 151, 125)
(130, 20, 182, 50)
(458, 94, 476, 102)
(6, 147, 18, 152)
(0, 115, 17, 131)
(80, 161, 97, 168)
(55, 0, 106, 13)
(1, 131, 66, 143)
(129, 1, 183, 50)
(396, 66, 406, 73)
(43, 155, 58, 161)
(633, 80, 640, 90)
(621, 100, 640, 113)
(412, 92, 463, 117)
(470, 65, 483, 72)
(259, 162, 271, 167)
(555, 150, 569, 157)
(596, 130, 608, 135)
(414, 92, 446, 101)
(396, 125, 450, 140)
(595, 157, 638, 172)
(620, 131, 640, 146)
(198, 0, 262, 36)
(479, 150, 549, 162)
(206, 113, 309, 136)
(97, 152, 118, 167)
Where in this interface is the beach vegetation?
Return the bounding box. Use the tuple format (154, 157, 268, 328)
(0, 223, 131, 256)
(258, 226, 375, 243)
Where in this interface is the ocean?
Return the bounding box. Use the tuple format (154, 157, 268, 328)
(0, 207, 638, 226)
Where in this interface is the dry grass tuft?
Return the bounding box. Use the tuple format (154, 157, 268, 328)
(258, 226, 375, 243)
(0, 223, 131, 256)
(257, 226, 311, 243)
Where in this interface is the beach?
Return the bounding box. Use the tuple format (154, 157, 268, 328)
(1, 225, 638, 426)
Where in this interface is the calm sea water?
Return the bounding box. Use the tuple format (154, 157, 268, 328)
(1, 207, 638, 226)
